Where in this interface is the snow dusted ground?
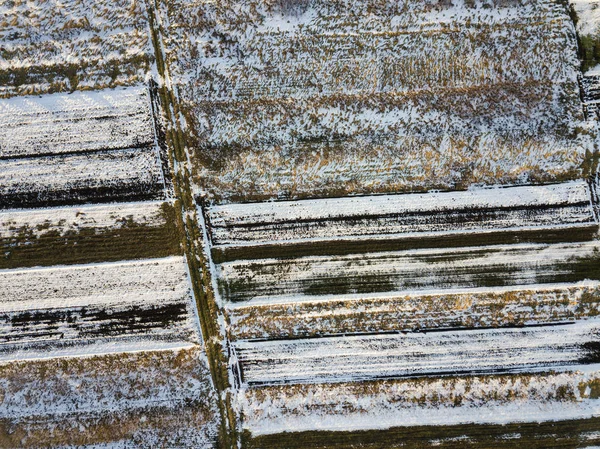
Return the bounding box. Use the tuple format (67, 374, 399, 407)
(0, 0, 152, 96)
(218, 241, 600, 303)
(0, 147, 164, 208)
(0, 256, 201, 361)
(208, 181, 597, 247)
(0, 86, 154, 158)
(238, 369, 600, 435)
(0, 347, 220, 447)
(235, 320, 600, 385)
(0, 200, 167, 239)
(228, 282, 600, 340)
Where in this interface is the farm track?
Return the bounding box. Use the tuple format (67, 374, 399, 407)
(146, 1, 240, 446)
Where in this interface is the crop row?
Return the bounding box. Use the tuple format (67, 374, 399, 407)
(203, 21, 575, 100)
(0, 201, 181, 269)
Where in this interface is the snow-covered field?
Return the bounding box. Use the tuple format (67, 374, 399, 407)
(228, 282, 600, 340)
(0, 347, 219, 448)
(0, 0, 152, 96)
(0, 87, 154, 158)
(209, 181, 596, 247)
(0, 147, 164, 208)
(235, 321, 600, 385)
(0, 256, 200, 361)
(160, 0, 591, 201)
(238, 369, 600, 435)
(218, 241, 600, 303)
(0, 200, 167, 239)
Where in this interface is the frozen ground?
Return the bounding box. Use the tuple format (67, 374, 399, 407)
(235, 320, 600, 385)
(0, 347, 220, 448)
(208, 181, 597, 247)
(571, 0, 600, 35)
(0, 147, 164, 208)
(0, 256, 201, 361)
(0, 86, 154, 158)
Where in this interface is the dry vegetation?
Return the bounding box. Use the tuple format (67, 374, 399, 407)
(158, 0, 594, 202)
(0, 0, 153, 97)
(0, 347, 219, 448)
(228, 283, 600, 340)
